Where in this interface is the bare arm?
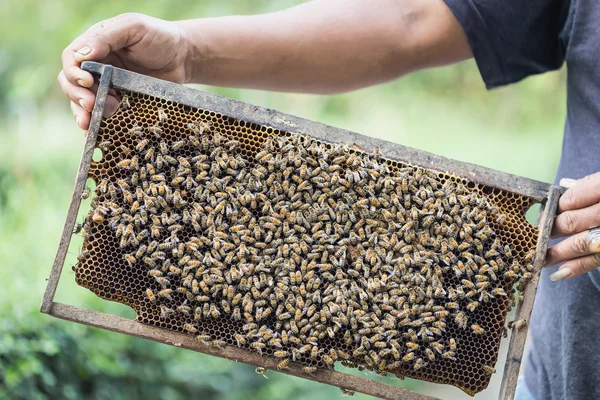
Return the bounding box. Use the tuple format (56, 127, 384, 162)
(183, 0, 472, 93)
(59, 0, 472, 129)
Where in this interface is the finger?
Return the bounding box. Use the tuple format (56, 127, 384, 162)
(104, 94, 121, 118)
(58, 71, 96, 112)
(545, 231, 597, 267)
(70, 101, 91, 131)
(73, 13, 147, 64)
(559, 178, 577, 189)
(62, 37, 95, 88)
(550, 253, 600, 281)
(551, 202, 600, 237)
(558, 172, 600, 213)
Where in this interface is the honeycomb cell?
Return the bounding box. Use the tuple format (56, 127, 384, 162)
(74, 89, 540, 396)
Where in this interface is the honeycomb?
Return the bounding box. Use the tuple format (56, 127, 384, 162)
(74, 90, 538, 396)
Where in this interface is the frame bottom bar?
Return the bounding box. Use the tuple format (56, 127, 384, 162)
(45, 302, 440, 400)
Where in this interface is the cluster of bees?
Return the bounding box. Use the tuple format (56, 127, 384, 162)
(77, 102, 534, 388)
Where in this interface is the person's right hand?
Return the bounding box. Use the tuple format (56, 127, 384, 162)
(58, 13, 190, 132)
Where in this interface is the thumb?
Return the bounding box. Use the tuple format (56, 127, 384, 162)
(73, 14, 146, 63)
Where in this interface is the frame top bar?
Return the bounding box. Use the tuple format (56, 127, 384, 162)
(81, 61, 552, 202)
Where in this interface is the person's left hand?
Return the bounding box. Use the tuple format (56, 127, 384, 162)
(544, 172, 600, 281)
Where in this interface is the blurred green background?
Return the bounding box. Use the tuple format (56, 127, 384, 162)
(0, 0, 566, 399)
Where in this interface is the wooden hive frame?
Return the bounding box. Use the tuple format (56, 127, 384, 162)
(41, 61, 560, 400)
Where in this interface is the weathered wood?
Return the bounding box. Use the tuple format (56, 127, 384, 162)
(48, 302, 440, 400)
(81, 61, 552, 202)
(40, 66, 112, 313)
(498, 185, 561, 400)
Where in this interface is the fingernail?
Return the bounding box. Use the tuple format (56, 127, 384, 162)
(550, 268, 572, 281)
(77, 46, 92, 56)
(560, 178, 576, 188)
(77, 78, 92, 88)
(589, 238, 600, 252)
(76, 116, 81, 127)
(78, 99, 86, 110)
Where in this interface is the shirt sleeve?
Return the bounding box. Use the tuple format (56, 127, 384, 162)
(443, 0, 571, 89)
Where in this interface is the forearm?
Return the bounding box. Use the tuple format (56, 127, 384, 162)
(179, 0, 471, 93)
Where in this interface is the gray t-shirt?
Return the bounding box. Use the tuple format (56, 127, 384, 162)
(443, 0, 600, 399)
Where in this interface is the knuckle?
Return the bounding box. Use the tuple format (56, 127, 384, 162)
(561, 212, 578, 234)
(582, 173, 595, 182)
(582, 172, 600, 184)
(118, 12, 145, 27)
(572, 258, 589, 275)
(89, 31, 105, 43)
(563, 189, 577, 208)
(570, 235, 589, 255)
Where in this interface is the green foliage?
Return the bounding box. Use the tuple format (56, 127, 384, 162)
(0, 316, 287, 400)
(0, 1, 567, 399)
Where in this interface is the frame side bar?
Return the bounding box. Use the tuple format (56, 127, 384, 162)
(81, 61, 551, 201)
(498, 185, 561, 400)
(40, 66, 113, 313)
(48, 303, 440, 400)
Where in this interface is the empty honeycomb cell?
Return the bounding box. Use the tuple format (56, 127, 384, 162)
(72, 89, 539, 396)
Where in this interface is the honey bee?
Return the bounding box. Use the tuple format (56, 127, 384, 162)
(303, 366, 317, 373)
(276, 358, 290, 370)
(406, 342, 419, 351)
(413, 358, 425, 371)
(160, 306, 174, 319)
(123, 254, 136, 267)
(455, 312, 468, 329)
(148, 125, 163, 138)
(471, 324, 485, 334)
(482, 365, 496, 374)
(196, 334, 212, 345)
(508, 319, 527, 330)
(120, 94, 131, 109)
(255, 367, 269, 379)
(157, 108, 168, 124)
(425, 348, 436, 361)
(145, 288, 156, 302)
(81, 186, 91, 200)
(430, 342, 445, 353)
(128, 124, 143, 136)
(158, 288, 173, 300)
(250, 342, 265, 353)
(322, 355, 335, 367)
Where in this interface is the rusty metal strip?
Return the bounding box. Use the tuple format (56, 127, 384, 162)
(498, 185, 561, 400)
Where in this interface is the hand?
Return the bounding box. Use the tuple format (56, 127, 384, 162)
(545, 172, 600, 280)
(58, 13, 190, 132)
